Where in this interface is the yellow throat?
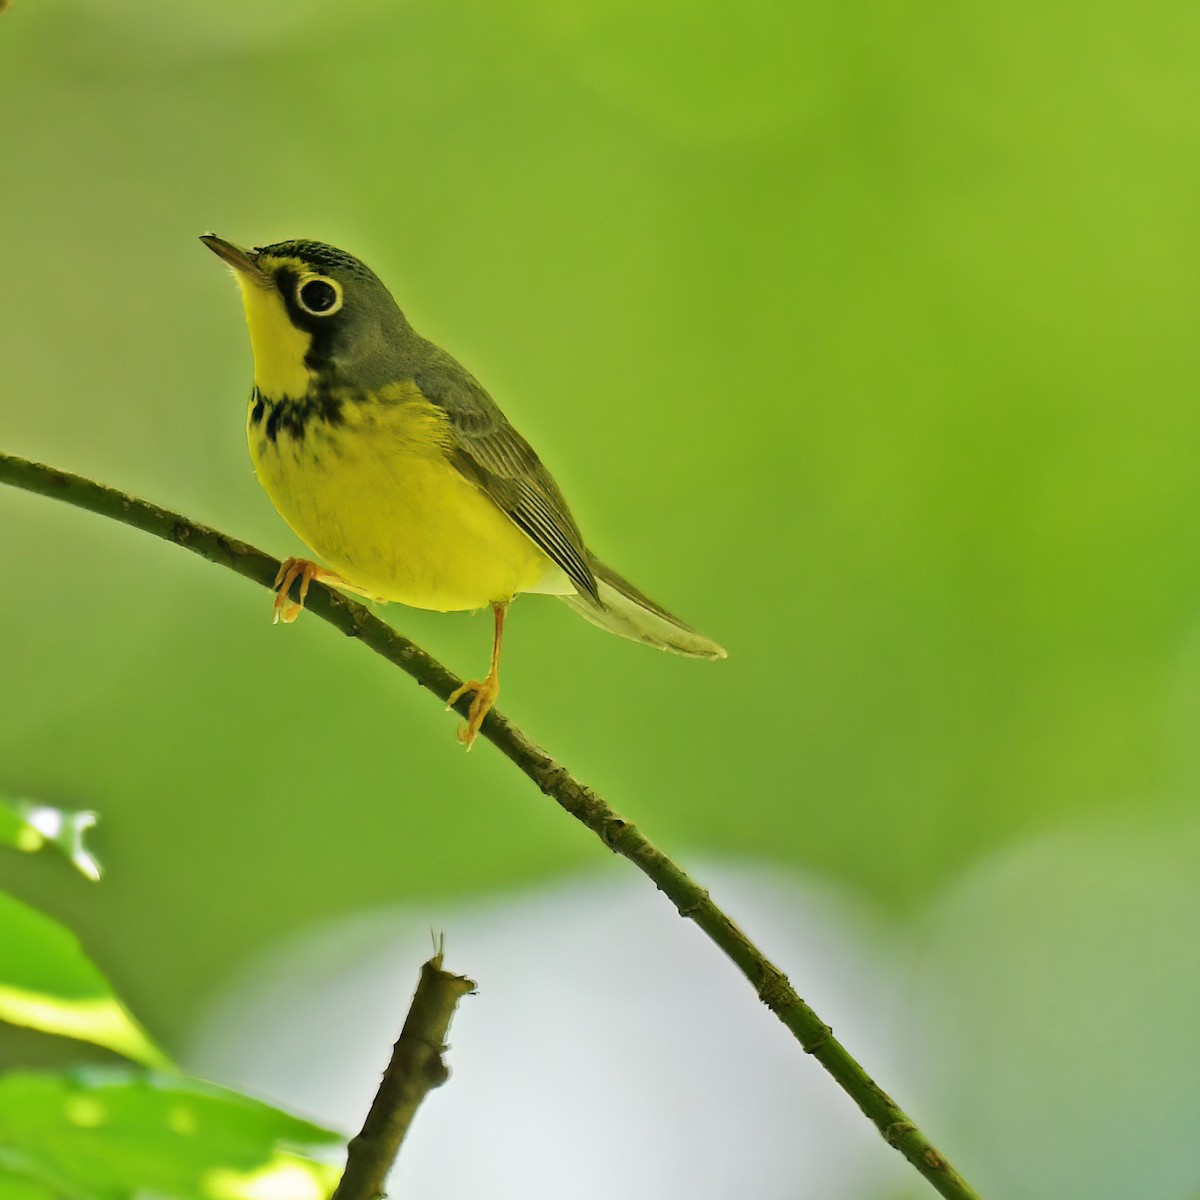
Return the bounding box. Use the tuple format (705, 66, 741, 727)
(233, 270, 313, 400)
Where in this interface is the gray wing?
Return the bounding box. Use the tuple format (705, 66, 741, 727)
(413, 350, 600, 603)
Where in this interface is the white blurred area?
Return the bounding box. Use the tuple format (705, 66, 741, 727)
(910, 818, 1200, 1200)
(186, 863, 914, 1200)
(188, 822, 1200, 1200)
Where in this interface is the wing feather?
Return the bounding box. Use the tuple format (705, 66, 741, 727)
(413, 351, 599, 603)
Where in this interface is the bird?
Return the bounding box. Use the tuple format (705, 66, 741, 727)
(201, 235, 726, 747)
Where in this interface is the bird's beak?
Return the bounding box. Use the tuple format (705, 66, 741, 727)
(200, 233, 266, 283)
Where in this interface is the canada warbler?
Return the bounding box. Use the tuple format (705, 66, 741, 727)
(202, 235, 725, 746)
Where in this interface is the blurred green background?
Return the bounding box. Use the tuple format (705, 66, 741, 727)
(4, 1, 1200, 1195)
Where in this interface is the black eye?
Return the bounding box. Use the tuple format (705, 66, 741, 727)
(297, 277, 341, 315)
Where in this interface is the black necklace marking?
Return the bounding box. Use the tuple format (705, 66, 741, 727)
(249, 385, 348, 444)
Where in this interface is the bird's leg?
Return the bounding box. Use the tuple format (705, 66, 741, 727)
(272, 557, 382, 624)
(447, 600, 509, 750)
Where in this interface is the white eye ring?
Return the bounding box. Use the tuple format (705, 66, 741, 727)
(295, 274, 343, 317)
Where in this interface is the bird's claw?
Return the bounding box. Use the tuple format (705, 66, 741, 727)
(446, 676, 500, 750)
(272, 557, 319, 624)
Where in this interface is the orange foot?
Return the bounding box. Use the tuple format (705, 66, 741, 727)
(272, 557, 381, 624)
(446, 674, 500, 750)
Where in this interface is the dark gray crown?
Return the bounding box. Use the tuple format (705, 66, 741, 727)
(254, 239, 381, 282)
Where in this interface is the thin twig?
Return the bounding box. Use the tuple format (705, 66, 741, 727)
(331, 948, 475, 1200)
(0, 451, 982, 1200)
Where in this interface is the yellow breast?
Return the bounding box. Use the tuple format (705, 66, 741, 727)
(248, 385, 553, 611)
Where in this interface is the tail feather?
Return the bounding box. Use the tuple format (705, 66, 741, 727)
(559, 557, 727, 660)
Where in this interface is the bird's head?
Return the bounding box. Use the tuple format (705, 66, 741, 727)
(202, 234, 415, 400)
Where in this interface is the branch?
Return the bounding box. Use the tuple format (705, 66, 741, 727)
(0, 451, 981, 1200)
(331, 948, 475, 1200)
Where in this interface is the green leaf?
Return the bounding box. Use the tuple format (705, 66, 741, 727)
(0, 795, 101, 880)
(0, 892, 169, 1068)
(0, 1069, 342, 1200)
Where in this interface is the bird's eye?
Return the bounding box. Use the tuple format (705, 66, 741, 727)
(296, 276, 342, 316)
